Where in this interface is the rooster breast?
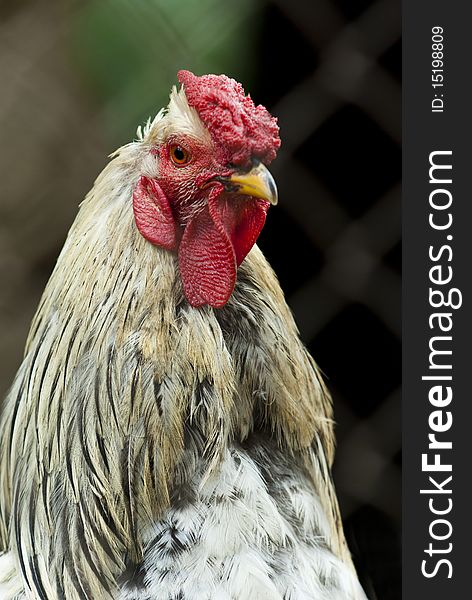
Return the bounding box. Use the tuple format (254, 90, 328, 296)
(119, 436, 364, 600)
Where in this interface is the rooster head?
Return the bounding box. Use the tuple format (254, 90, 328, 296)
(132, 70, 281, 309)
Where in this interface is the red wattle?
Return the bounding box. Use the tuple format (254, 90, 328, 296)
(132, 176, 178, 250)
(178, 190, 269, 309)
(133, 176, 269, 309)
(209, 195, 269, 266)
(178, 204, 236, 308)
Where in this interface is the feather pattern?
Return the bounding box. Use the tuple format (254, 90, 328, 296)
(0, 90, 365, 599)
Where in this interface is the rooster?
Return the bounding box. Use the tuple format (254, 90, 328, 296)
(0, 71, 366, 600)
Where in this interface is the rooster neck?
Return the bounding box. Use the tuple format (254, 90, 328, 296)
(23, 150, 333, 462)
(24, 226, 332, 463)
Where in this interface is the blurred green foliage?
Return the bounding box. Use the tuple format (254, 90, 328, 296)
(70, 0, 262, 144)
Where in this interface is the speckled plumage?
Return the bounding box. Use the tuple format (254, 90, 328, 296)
(0, 84, 366, 599)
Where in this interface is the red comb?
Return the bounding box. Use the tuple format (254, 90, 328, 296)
(178, 70, 281, 168)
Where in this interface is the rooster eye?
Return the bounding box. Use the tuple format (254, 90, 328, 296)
(170, 145, 190, 166)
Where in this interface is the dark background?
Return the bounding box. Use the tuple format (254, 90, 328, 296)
(0, 1, 400, 598)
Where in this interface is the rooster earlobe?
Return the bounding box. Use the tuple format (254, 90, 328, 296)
(132, 176, 178, 250)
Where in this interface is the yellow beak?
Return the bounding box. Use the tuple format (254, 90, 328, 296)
(226, 162, 278, 206)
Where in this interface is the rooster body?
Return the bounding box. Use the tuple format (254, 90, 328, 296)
(0, 73, 366, 599)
